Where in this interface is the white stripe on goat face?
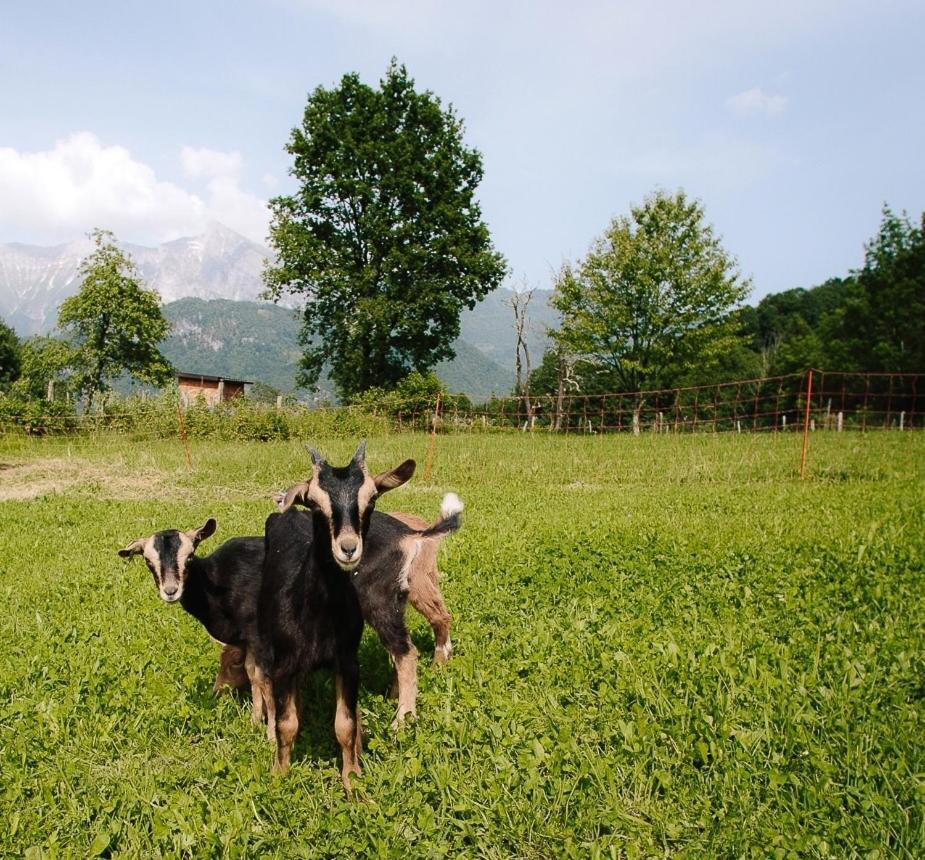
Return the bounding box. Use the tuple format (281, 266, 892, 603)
(143, 531, 196, 603)
(308, 463, 379, 572)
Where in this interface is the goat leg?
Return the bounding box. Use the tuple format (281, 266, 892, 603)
(272, 682, 298, 774)
(335, 668, 362, 793)
(390, 643, 419, 729)
(408, 572, 453, 664)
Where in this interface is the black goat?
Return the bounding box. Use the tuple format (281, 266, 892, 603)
(253, 442, 461, 789)
(117, 521, 264, 700)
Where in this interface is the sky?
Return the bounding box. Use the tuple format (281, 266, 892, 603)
(0, 0, 923, 301)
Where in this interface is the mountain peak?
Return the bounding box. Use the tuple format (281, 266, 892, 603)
(204, 220, 249, 241)
(1, 226, 272, 334)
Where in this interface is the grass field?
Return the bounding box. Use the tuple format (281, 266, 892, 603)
(1, 431, 923, 857)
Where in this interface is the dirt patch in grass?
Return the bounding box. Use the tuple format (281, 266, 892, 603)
(0, 457, 170, 501)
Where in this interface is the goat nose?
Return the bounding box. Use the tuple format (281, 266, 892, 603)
(339, 537, 358, 558)
(163, 584, 179, 596)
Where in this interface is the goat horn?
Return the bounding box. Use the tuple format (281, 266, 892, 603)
(304, 444, 324, 465)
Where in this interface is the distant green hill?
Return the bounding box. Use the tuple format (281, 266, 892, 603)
(435, 339, 512, 400)
(160, 296, 520, 402)
(163, 298, 304, 394)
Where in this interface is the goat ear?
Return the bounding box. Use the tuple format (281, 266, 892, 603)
(118, 538, 146, 558)
(352, 439, 367, 465)
(305, 444, 324, 466)
(187, 518, 217, 546)
(278, 481, 311, 512)
(373, 459, 416, 493)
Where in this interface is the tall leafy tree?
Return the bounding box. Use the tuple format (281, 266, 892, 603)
(834, 206, 925, 372)
(0, 317, 21, 390)
(264, 60, 507, 399)
(552, 190, 750, 393)
(58, 229, 172, 408)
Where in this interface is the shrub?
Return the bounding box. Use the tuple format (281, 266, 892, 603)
(0, 396, 78, 435)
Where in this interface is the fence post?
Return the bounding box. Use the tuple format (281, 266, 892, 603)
(47, 379, 55, 401)
(799, 369, 814, 480)
(900, 410, 905, 431)
(176, 400, 193, 472)
(837, 411, 843, 432)
(423, 392, 441, 482)
(276, 395, 283, 410)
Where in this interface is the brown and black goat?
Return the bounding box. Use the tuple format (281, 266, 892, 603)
(251, 443, 462, 789)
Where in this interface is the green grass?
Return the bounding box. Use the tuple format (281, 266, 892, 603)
(1, 432, 923, 857)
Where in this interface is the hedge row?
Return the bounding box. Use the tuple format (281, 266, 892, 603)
(0, 395, 394, 440)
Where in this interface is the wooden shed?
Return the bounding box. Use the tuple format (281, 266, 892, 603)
(177, 372, 252, 407)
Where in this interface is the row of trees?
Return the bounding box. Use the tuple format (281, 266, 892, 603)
(526, 200, 924, 401)
(747, 208, 924, 377)
(2, 60, 921, 412)
(258, 60, 923, 406)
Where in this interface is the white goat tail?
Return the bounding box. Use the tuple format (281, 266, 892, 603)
(440, 493, 464, 519)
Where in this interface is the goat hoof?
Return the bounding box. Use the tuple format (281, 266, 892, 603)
(390, 710, 416, 731)
(341, 766, 362, 795)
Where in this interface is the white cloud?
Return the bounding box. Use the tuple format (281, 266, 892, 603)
(727, 87, 789, 117)
(180, 146, 244, 180)
(0, 132, 269, 246)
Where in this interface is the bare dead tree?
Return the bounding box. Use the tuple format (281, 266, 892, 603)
(504, 282, 536, 427)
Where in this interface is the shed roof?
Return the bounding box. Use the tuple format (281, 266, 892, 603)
(176, 371, 254, 385)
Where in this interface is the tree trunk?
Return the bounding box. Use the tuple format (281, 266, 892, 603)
(632, 395, 645, 436)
